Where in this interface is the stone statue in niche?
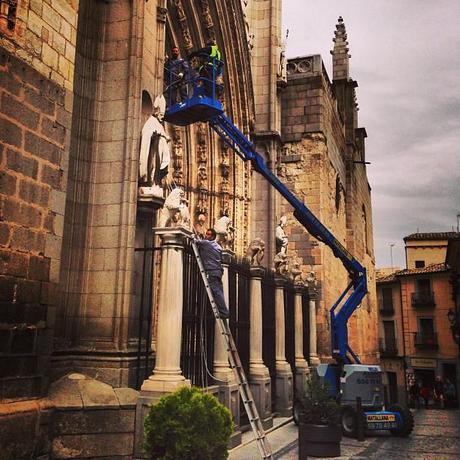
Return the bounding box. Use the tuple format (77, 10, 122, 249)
(275, 215, 289, 255)
(214, 215, 235, 250)
(245, 238, 265, 267)
(158, 187, 191, 229)
(139, 94, 171, 198)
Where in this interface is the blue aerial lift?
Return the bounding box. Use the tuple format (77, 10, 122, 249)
(164, 60, 413, 437)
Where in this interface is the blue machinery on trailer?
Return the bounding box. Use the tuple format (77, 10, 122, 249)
(164, 63, 413, 437)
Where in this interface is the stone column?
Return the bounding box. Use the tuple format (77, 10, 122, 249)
(135, 228, 191, 458)
(213, 250, 241, 448)
(249, 267, 273, 429)
(308, 289, 320, 367)
(294, 284, 309, 397)
(274, 276, 293, 416)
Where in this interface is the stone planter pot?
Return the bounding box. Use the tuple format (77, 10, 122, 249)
(298, 422, 342, 458)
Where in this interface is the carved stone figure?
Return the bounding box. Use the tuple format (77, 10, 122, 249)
(305, 270, 317, 293)
(289, 258, 303, 284)
(275, 215, 288, 255)
(245, 238, 265, 267)
(195, 213, 207, 238)
(214, 215, 235, 250)
(139, 95, 171, 198)
(274, 251, 289, 276)
(158, 188, 190, 229)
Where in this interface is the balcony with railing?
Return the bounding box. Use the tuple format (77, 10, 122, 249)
(411, 291, 436, 309)
(414, 332, 438, 349)
(379, 337, 399, 357)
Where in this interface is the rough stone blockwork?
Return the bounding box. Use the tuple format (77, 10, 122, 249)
(0, 47, 71, 400)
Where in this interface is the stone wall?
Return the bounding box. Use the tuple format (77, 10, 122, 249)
(0, 47, 72, 399)
(280, 53, 378, 362)
(0, 0, 78, 90)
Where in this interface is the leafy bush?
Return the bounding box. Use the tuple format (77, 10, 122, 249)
(144, 386, 233, 459)
(298, 375, 340, 426)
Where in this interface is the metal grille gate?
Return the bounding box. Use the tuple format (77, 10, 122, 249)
(262, 269, 277, 409)
(181, 243, 215, 386)
(228, 258, 251, 426)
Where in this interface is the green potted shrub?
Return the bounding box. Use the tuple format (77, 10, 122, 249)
(144, 386, 233, 459)
(297, 375, 342, 458)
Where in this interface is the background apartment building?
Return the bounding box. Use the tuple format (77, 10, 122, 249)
(377, 232, 460, 406)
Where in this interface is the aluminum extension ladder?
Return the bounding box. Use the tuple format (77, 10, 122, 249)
(191, 241, 273, 459)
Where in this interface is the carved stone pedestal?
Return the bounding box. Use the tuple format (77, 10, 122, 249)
(275, 362, 293, 416)
(216, 381, 242, 448)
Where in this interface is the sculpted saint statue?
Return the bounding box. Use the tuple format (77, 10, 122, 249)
(139, 94, 171, 198)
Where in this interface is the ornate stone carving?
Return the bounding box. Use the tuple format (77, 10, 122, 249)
(289, 258, 303, 284)
(171, 126, 184, 186)
(195, 122, 208, 217)
(245, 238, 265, 267)
(200, 0, 215, 41)
(214, 216, 235, 250)
(219, 140, 230, 216)
(173, 0, 193, 50)
(158, 188, 191, 228)
(306, 270, 316, 288)
(156, 6, 167, 23)
(286, 57, 313, 76)
(274, 251, 289, 277)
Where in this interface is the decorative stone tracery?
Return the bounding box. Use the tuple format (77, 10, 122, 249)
(195, 122, 209, 217)
(171, 126, 184, 186)
(173, 0, 193, 50)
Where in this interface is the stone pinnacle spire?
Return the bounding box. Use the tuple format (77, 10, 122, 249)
(331, 16, 350, 80)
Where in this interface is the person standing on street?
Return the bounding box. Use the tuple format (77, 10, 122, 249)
(420, 385, 431, 409)
(409, 381, 421, 409)
(194, 228, 230, 319)
(434, 376, 445, 409)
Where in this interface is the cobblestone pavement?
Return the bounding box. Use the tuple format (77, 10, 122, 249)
(279, 409, 460, 459)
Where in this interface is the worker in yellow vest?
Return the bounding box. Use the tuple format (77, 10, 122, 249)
(189, 39, 223, 98)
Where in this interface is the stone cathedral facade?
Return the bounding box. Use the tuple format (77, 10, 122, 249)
(0, 1, 378, 457)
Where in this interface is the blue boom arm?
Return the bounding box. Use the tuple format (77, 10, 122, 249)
(209, 113, 367, 363)
(163, 70, 367, 363)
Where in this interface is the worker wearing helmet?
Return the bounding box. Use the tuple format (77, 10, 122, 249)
(189, 39, 223, 98)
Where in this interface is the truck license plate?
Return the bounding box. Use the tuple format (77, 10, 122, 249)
(366, 414, 397, 430)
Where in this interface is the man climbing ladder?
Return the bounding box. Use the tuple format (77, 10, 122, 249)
(191, 239, 273, 459)
(194, 228, 230, 319)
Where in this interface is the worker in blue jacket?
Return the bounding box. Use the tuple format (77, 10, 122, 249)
(194, 228, 230, 319)
(165, 46, 189, 103)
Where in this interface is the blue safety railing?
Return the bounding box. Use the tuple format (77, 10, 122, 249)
(164, 58, 224, 125)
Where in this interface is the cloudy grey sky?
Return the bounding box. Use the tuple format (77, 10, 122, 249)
(282, 0, 460, 268)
